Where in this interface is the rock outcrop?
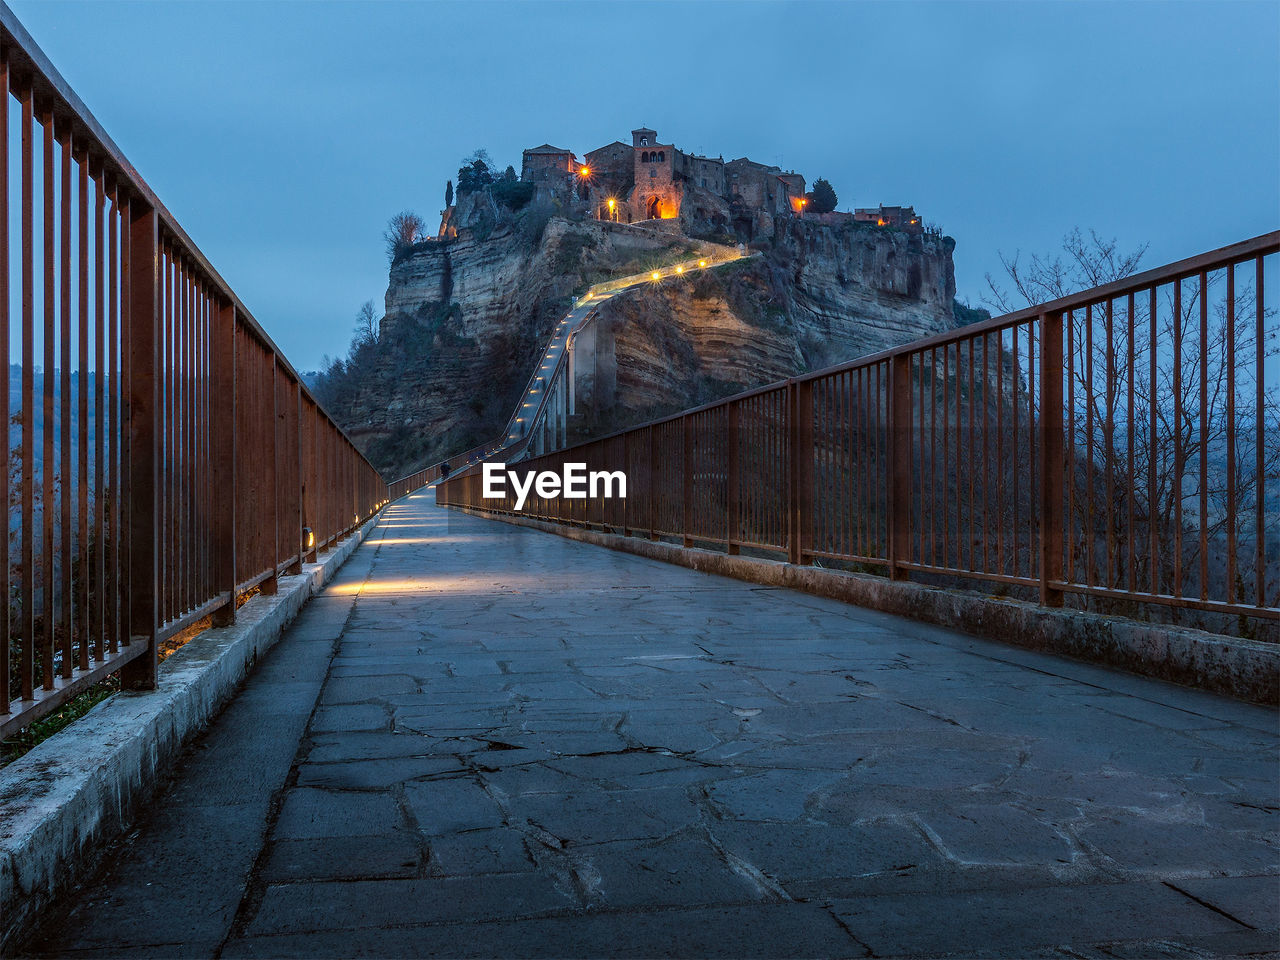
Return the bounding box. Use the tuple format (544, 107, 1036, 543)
(573, 220, 955, 432)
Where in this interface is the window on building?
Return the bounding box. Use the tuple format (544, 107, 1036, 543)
(641, 137, 648, 146)
(657, 151, 665, 162)
(650, 169, 656, 178)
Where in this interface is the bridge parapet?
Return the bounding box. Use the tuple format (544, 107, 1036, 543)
(439, 232, 1280, 636)
(0, 9, 386, 740)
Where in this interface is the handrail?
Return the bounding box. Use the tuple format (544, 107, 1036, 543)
(1, 5, 388, 739)
(0, 5, 363, 452)
(439, 231, 1280, 629)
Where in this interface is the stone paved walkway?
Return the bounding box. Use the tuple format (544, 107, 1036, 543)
(24, 495, 1279, 958)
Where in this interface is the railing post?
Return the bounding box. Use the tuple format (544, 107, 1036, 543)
(122, 201, 159, 690)
(682, 415, 694, 547)
(788, 380, 814, 565)
(888, 353, 913, 580)
(1039, 311, 1065, 606)
(210, 301, 236, 626)
(648, 426, 657, 541)
(621, 433, 630, 536)
(727, 401, 740, 555)
(303, 399, 317, 564)
(261, 356, 279, 594)
(285, 377, 303, 576)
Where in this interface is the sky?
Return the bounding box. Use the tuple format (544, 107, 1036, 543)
(8, 0, 1278, 372)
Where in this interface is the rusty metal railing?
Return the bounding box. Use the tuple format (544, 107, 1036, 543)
(438, 232, 1280, 629)
(1, 9, 387, 739)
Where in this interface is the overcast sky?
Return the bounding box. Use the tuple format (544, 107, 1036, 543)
(9, 0, 1278, 371)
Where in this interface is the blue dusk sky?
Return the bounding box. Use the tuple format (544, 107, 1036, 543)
(8, 0, 1278, 371)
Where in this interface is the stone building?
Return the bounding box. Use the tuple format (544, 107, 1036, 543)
(521, 144, 578, 183)
(511, 125, 919, 242)
(630, 127, 681, 221)
(854, 204, 923, 234)
(724, 158, 806, 239)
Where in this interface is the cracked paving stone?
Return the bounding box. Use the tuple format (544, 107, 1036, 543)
(22, 497, 1279, 959)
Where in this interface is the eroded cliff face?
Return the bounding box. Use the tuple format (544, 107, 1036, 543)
(776, 219, 956, 365)
(575, 220, 956, 433)
(320, 213, 957, 478)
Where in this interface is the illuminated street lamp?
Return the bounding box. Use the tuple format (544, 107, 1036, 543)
(651, 271, 660, 281)
(698, 259, 707, 268)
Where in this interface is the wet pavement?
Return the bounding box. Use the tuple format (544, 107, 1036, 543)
(24, 494, 1279, 958)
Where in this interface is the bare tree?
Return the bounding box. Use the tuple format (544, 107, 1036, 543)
(983, 227, 1149, 315)
(982, 227, 1278, 626)
(353, 300, 381, 348)
(383, 211, 426, 263)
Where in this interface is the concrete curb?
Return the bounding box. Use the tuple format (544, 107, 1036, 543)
(453, 506, 1279, 706)
(0, 515, 378, 955)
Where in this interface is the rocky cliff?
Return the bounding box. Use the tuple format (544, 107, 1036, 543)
(317, 206, 956, 479)
(571, 222, 956, 434)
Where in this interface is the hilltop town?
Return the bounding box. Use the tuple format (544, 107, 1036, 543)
(439, 126, 925, 244)
(317, 126, 960, 477)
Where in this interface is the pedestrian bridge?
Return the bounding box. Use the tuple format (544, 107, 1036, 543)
(0, 6, 1276, 958)
(22, 495, 1280, 957)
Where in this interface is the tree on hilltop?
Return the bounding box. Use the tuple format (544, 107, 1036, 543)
(806, 178, 838, 214)
(445, 180, 453, 207)
(457, 149, 495, 193)
(383, 210, 426, 263)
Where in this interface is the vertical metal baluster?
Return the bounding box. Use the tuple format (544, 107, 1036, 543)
(107, 180, 119, 654)
(0, 50, 11, 713)
(93, 163, 104, 657)
(943, 342, 951, 567)
(1148, 286, 1159, 595)
(76, 146, 88, 652)
(122, 200, 159, 691)
(56, 120, 70, 675)
(21, 77, 35, 702)
(1084, 304, 1094, 588)
(1173, 280, 1183, 595)
(996, 332, 1004, 575)
(118, 192, 132, 649)
(982, 332, 990, 574)
(1255, 257, 1266, 608)
(1011, 329, 1019, 577)
(1105, 297, 1115, 588)
(1198, 269, 1208, 600)
(1040, 312, 1064, 607)
(163, 247, 172, 621)
(968, 338, 976, 570)
(1225, 264, 1236, 604)
(1126, 292, 1136, 593)
(40, 101, 54, 688)
(1028, 319, 1037, 581)
(930, 347, 937, 565)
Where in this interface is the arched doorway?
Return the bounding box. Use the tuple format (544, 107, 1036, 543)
(647, 196, 662, 220)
